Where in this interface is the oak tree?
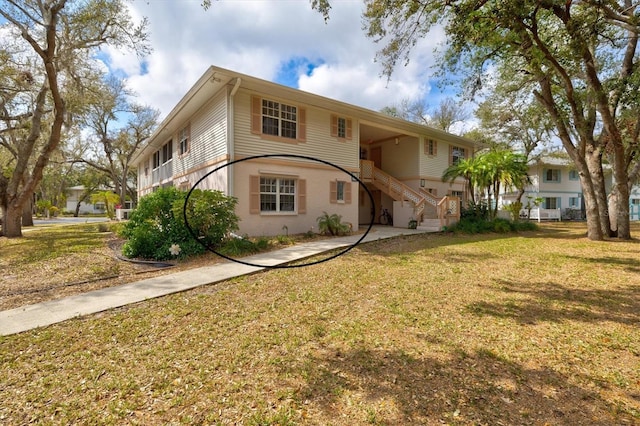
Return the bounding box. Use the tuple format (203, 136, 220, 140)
(0, 0, 149, 237)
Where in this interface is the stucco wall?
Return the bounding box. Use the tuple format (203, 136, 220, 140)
(234, 158, 358, 236)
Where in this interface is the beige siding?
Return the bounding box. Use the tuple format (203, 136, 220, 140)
(233, 90, 359, 172)
(377, 136, 419, 178)
(419, 137, 452, 178)
(173, 90, 228, 177)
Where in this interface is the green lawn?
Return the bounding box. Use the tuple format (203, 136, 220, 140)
(1, 222, 639, 425)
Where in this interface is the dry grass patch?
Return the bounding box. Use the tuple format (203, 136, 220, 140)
(0, 222, 639, 424)
(0, 223, 322, 310)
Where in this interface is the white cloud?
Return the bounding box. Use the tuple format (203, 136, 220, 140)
(103, 0, 451, 120)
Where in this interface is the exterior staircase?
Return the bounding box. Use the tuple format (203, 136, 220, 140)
(418, 218, 443, 232)
(360, 160, 460, 230)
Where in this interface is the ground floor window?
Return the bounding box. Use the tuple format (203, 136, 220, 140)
(260, 177, 296, 212)
(544, 197, 560, 209)
(569, 197, 580, 208)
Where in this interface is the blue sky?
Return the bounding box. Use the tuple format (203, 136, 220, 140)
(96, 0, 470, 131)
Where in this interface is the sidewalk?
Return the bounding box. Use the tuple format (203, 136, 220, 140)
(0, 227, 428, 336)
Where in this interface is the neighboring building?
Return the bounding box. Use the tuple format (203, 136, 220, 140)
(500, 156, 640, 221)
(130, 66, 480, 236)
(65, 186, 105, 215)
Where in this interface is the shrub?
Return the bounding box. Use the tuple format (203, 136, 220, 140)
(461, 201, 489, 221)
(120, 187, 239, 260)
(448, 216, 538, 235)
(316, 212, 351, 236)
(504, 201, 523, 221)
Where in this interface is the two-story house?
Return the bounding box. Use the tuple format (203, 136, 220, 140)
(500, 155, 640, 221)
(131, 66, 479, 236)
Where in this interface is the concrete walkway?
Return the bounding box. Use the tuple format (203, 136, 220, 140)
(0, 227, 428, 336)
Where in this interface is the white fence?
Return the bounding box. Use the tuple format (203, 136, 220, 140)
(521, 208, 562, 222)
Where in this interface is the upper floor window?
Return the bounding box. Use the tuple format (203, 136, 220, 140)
(262, 99, 297, 139)
(331, 115, 352, 140)
(152, 151, 160, 169)
(544, 168, 561, 183)
(450, 146, 466, 165)
(251, 96, 306, 143)
(162, 139, 173, 164)
(179, 125, 190, 155)
(425, 139, 437, 156)
(568, 170, 579, 180)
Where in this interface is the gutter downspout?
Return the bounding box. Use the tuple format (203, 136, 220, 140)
(228, 77, 242, 196)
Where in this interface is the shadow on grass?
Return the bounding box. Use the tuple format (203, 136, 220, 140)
(297, 345, 634, 424)
(563, 255, 640, 273)
(467, 279, 640, 326)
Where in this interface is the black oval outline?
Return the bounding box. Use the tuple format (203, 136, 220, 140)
(183, 154, 375, 269)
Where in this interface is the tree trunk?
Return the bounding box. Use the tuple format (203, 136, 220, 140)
(584, 148, 611, 237)
(74, 201, 81, 217)
(2, 203, 23, 238)
(22, 198, 34, 227)
(612, 144, 631, 239)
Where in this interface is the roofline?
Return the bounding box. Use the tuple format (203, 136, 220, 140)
(132, 65, 480, 165)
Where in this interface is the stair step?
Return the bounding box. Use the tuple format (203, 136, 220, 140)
(418, 218, 443, 233)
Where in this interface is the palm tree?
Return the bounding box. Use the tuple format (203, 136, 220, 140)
(442, 156, 484, 205)
(443, 150, 529, 219)
(482, 150, 530, 219)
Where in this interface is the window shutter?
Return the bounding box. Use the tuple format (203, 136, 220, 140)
(345, 182, 352, 204)
(330, 180, 337, 203)
(298, 107, 306, 142)
(449, 145, 453, 165)
(251, 96, 262, 135)
(330, 115, 338, 138)
(249, 175, 260, 214)
(298, 179, 306, 213)
(346, 119, 353, 140)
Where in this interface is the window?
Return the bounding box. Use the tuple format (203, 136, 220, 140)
(569, 197, 580, 208)
(631, 199, 640, 205)
(259, 177, 296, 212)
(544, 168, 561, 182)
(450, 146, 466, 165)
(179, 125, 190, 155)
(337, 118, 347, 138)
(331, 115, 352, 139)
(425, 139, 437, 156)
(330, 180, 352, 204)
(544, 197, 560, 209)
(569, 170, 579, 180)
(337, 181, 345, 201)
(251, 96, 306, 142)
(262, 99, 297, 139)
(152, 151, 160, 169)
(162, 140, 173, 164)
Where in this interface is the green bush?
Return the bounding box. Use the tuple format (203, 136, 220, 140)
(120, 187, 239, 260)
(461, 201, 489, 221)
(448, 216, 538, 235)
